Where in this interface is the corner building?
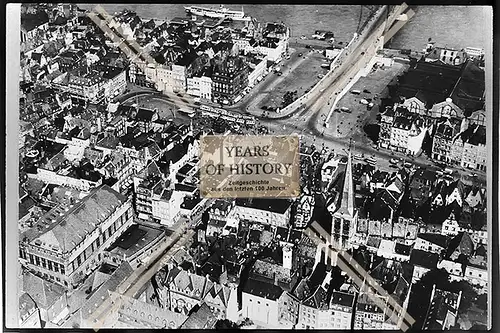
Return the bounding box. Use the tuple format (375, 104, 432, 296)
(19, 185, 134, 289)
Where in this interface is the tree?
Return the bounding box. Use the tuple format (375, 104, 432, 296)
(363, 124, 380, 144)
(448, 280, 479, 312)
(215, 319, 238, 329)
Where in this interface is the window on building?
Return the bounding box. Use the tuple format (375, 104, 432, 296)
(35, 256, 40, 266)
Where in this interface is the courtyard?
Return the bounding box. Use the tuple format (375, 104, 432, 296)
(256, 45, 330, 114)
(330, 58, 408, 142)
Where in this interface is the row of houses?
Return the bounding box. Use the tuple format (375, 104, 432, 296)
(378, 58, 486, 170)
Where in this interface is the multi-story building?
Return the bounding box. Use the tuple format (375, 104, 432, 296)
(413, 233, 449, 254)
(354, 260, 412, 330)
(246, 53, 267, 86)
(172, 64, 187, 92)
(19, 185, 134, 289)
(199, 76, 213, 101)
(97, 65, 127, 102)
(330, 291, 356, 329)
(133, 162, 165, 221)
(461, 124, 486, 171)
(389, 112, 426, 154)
(277, 291, 300, 328)
(154, 266, 238, 321)
(206, 200, 237, 237)
(212, 55, 248, 104)
(294, 194, 315, 229)
(234, 198, 292, 227)
(395, 59, 484, 118)
(464, 263, 487, 293)
(21, 10, 50, 44)
(241, 278, 283, 328)
(56, 49, 86, 72)
(378, 106, 396, 149)
(431, 118, 462, 163)
(441, 212, 487, 245)
(52, 70, 106, 104)
(425, 46, 468, 66)
(256, 38, 285, 63)
(297, 287, 355, 329)
(422, 286, 462, 330)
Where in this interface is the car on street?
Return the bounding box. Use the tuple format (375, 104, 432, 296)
(298, 53, 303, 57)
(389, 158, 398, 164)
(363, 89, 371, 93)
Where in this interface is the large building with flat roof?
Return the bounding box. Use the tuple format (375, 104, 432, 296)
(19, 185, 134, 289)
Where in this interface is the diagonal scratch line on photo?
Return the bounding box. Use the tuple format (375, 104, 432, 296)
(88, 5, 192, 112)
(305, 220, 416, 331)
(85, 6, 197, 331)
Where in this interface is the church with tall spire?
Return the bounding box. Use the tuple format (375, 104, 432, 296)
(326, 142, 358, 250)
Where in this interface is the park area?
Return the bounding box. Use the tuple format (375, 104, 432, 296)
(256, 45, 330, 114)
(330, 58, 408, 142)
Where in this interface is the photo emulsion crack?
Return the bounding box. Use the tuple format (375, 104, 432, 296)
(9, 2, 492, 331)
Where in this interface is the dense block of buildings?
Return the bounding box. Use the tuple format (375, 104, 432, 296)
(19, 185, 134, 289)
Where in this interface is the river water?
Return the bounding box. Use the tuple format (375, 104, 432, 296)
(78, 4, 491, 52)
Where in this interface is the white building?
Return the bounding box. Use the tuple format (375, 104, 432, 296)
(172, 64, 187, 92)
(199, 76, 213, 101)
(234, 198, 292, 227)
(19, 185, 134, 289)
(247, 54, 267, 86)
(241, 278, 282, 328)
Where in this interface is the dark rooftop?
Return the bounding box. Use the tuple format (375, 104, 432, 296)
(409, 249, 439, 269)
(242, 278, 283, 301)
(235, 198, 292, 214)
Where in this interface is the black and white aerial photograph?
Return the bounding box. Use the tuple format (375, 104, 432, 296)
(4, 2, 494, 331)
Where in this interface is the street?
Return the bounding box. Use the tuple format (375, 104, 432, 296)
(86, 225, 195, 329)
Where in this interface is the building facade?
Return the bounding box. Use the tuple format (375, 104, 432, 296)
(19, 185, 134, 289)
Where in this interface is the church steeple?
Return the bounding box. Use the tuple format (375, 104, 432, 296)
(329, 139, 358, 250)
(337, 140, 355, 217)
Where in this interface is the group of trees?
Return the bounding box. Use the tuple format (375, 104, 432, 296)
(281, 90, 299, 108)
(407, 268, 485, 330)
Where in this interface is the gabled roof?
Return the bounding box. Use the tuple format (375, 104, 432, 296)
(409, 249, 439, 269)
(21, 11, 49, 32)
(22, 271, 66, 310)
(417, 233, 449, 248)
(180, 302, 217, 329)
(80, 262, 133, 318)
(19, 292, 37, 321)
(22, 185, 127, 254)
(303, 285, 330, 310)
(242, 278, 283, 301)
(135, 108, 156, 122)
(446, 232, 475, 258)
